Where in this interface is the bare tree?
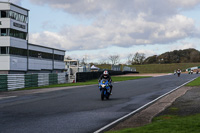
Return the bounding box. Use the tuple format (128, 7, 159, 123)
(139, 53, 146, 64)
(99, 59, 107, 65)
(132, 52, 146, 65)
(109, 55, 120, 65)
(127, 54, 133, 65)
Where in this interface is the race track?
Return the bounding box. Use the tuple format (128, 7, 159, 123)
(0, 74, 199, 133)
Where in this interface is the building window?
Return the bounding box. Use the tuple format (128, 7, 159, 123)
(9, 10, 28, 23)
(10, 47, 27, 56)
(0, 10, 28, 23)
(9, 29, 27, 40)
(0, 47, 9, 54)
(54, 54, 64, 61)
(1, 29, 7, 36)
(1, 11, 7, 18)
(29, 50, 53, 60)
(29, 50, 38, 58)
(0, 28, 27, 39)
(42, 52, 53, 59)
(38, 53, 42, 58)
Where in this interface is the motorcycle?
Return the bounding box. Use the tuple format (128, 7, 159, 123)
(98, 79, 111, 100)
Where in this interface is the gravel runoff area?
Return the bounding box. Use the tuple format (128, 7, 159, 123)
(109, 86, 199, 131)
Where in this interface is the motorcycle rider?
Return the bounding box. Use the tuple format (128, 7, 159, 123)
(177, 69, 181, 77)
(99, 70, 113, 94)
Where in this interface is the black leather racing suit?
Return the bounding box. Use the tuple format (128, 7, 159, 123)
(99, 74, 113, 93)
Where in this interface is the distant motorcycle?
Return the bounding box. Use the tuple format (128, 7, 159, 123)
(177, 69, 181, 77)
(98, 79, 111, 100)
(177, 72, 180, 77)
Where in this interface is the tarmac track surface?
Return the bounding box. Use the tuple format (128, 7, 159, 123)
(0, 74, 199, 133)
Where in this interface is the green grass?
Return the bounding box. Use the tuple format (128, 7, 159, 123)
(112, 76, 150, 82)
(131, 63, 196, 73)
(186, 77, 200, 87)
(15, 76, 150, 91)
(96, 63, 200, 73)
(107, 114, 200, 133)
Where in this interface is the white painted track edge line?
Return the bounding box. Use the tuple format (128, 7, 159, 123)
(94, 77, 198, 133)
(0, 96, 17, 100)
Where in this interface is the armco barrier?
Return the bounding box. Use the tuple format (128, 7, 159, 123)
(8, 74, 24, 90)
(49, 73, 58, 85)
(76, 71, 139, 82)
(25, 74, 38, 88)
(38, 73, 49, 86)
(58, 73, 66, 84)
(0, 73, 66, 91)
(76, 72, 102, 82)
(0, 75, 8, 91)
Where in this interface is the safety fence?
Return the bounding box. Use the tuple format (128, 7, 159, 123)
(0, 73, 66, 91)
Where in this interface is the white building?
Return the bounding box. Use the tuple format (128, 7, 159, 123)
(0, 1, 65, 74)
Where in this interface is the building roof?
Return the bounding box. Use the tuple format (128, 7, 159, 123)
(0, 1, 30, 11)
(28, 43, 66, 52)
(64, 59, 79, 62)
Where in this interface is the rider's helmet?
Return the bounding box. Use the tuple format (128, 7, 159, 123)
(103, 70, 108, 78)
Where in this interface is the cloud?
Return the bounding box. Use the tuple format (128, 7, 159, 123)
(29, 13, 198, 50)
(29, 0, 200, 16)
(137, 49, 156, 56)
(28, 0, 200, 51)
(170, 0, 200, 9)
(41, 21, 57, 30)
(170, 42, 197, 51)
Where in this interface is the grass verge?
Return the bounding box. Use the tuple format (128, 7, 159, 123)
(107, 114, 200, 133)
(15, 76, 150, 91)
(186, 77, 200, 87)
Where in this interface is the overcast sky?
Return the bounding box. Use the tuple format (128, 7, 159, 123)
(8, 0, 200, 63)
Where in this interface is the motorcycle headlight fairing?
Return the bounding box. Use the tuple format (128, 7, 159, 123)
(101, 85, 106, 88)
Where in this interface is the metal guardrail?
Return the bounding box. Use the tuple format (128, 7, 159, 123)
(0, 73, 66, 91)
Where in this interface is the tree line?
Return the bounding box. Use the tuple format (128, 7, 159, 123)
(109, 48, 200, 65)
(145, 48, 200, 64)
(67, 48, 200, 65)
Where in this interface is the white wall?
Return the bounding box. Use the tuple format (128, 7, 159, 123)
(0, 19, 27, 32)
(0, 37, 27, 49)
(0, 36, 10, 47)
(29, 58, 53, 70)
(54, 50, 65, 55)
(0, 3, 10, 10)
(29, 45, 53, 53)
(10, 56, 27, 71)
(54, 61, 65, 69)
(10, 19, 28, 33)
(0, 18, 10, 28)
(10, 37, 27, 49)
(0, 55, 10, 70)
(0, 3, 28, 16)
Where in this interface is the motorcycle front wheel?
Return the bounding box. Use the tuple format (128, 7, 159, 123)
(101, 92, 104, 101)
(106, 95, 110, 100)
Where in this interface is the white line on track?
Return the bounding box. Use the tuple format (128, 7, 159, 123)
(0, 96, 17, 100)
(94, 77, 198, 133)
